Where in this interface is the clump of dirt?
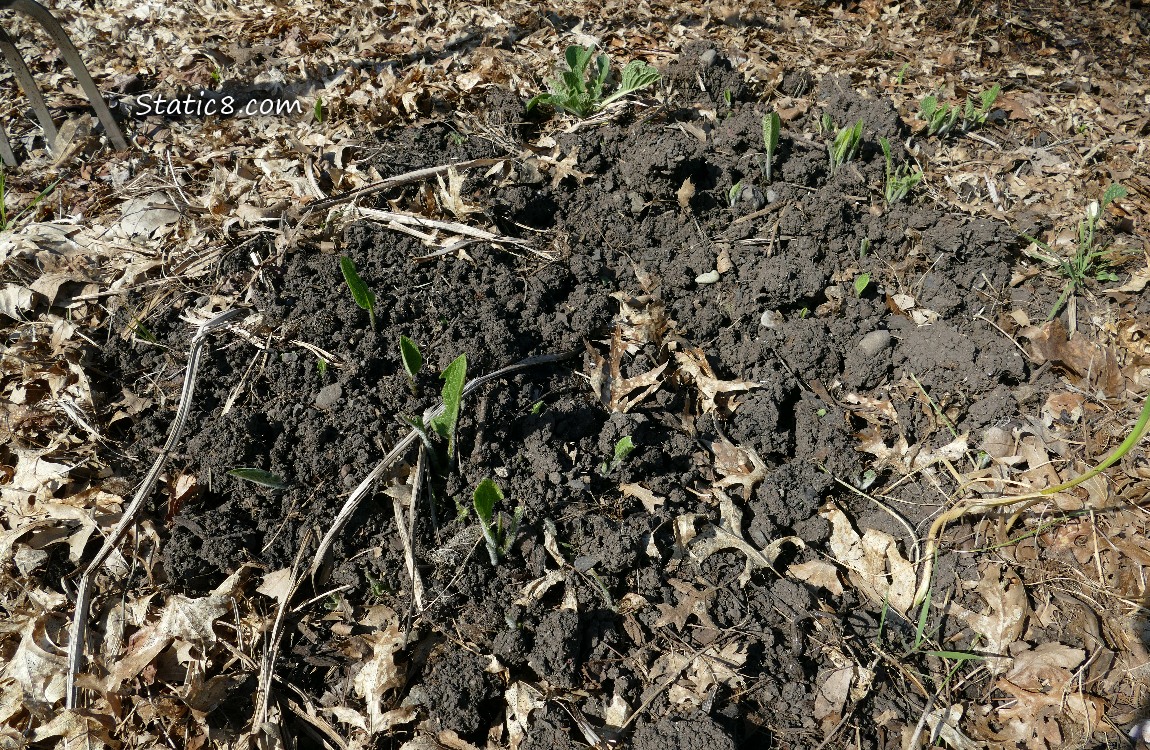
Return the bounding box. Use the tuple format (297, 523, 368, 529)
(101, 43, 1054, 747)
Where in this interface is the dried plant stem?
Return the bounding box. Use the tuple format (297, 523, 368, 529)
(913, 393, 1150, 606)
(66, 309, 243, 708)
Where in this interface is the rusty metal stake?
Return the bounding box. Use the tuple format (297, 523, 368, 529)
(0, 0, 127, 166)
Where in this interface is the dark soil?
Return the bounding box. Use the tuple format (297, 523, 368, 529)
(97, 44, 1054, 748)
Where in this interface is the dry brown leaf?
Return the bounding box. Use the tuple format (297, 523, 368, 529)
(813, 665, 854, 729)
(677, 177, 695, 209)
(949, 564, 1028, 675)
(106, 592, 231, 691)
(822, 506, 915, 616)
(586, 329, 668, 413)
(1021, 319, 1124, 396)
(621, 482, 664, 512)
(710, 436, 767, 501)
(788, 560, 844, 596)
(506, 682, 545, 750)
(687, 491, 804, 586)
(348, 608, 408, 734)
(435, 167, 480, 218)
(29, 710, 116, 750)
(654, 579, 717, 634)
(255, 567, 295, 606)
(674, 347, 760, 414)
(990, 642, 1103, 750)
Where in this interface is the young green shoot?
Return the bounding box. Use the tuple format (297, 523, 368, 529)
(879, 136, 923, 204)
(428, 354, 466, 458)
(314, 96, 324, 123)
(228, 467, 289, 490)
(828, 119, 864, 174)
(340, 256, 376, 330)
(473, 478, 524, 565)
(818, 113, 834, 135)
(727, 180, 744, 208)
(1024, 183, 1128, 320)
(0, 167, 62, 232)
(526, 45, 660, 118)
(399, 336, 423, 382)
(600, 435, 636, 475)
(919, 84, 1000, 137)
(317, 357, 328, 377)
(761, 112, 781, 183)
(894, 62, 910, 85)
(853, 273, 871, 297)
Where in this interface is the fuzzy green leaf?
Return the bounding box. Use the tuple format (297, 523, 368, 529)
(1102, 183, 1128, 208)
(399, 336, 422, 380)
(340, 256, 376, 329)
(228, 468, 288, 490)
(473, 477, 503, 526)
(763, 112, 781, 155)
(613, 436, 636, 464)
(429, 354, 467, 456)
(979, 84, 1001, 112)
(854, 273, 871, 297)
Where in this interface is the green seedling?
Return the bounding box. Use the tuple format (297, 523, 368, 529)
(0, 167, 61, 232)
(722, 88, 732, 109)
(919, 84, 1000, 137)
(428, 354, 466, 457)
(727, 180, 744, 208)
(1024, 183, 1128, 320)
(129, 317, 158, 344)
(859, 237, 870, 259)
(228, 467, 289, 490)
(894, 62, 910, 85)
(399, 336, 423, 382)
(853, 273, 871, 297)
(340, 256, 376, 330)
(828, 119, 864, 174)
(818, 113, 834, 135)
(526, 44, 660, 118)
(879, 136, 923, 204)
(473, 478, 524, 565)
(600, 435, 636, 475)
(317, 357, 328, 377)
(314, 96, 324, 123)
(529, 400, 545, 416)
(761, 112, 781, 183)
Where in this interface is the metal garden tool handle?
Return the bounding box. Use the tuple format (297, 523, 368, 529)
(0, 0, 128, 166)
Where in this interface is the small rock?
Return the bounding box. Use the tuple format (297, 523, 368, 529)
(695, 269, 721, 284)
(765, 187, 779, 204)
(740, 185, 765, 211)
(857, 330, 892, 357)
(699, 49, 717, 67)
(315, 383, 342, 409)
(573, 555, 599, 573)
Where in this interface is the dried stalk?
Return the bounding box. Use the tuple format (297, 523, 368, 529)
(66, 309, 243, 708)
